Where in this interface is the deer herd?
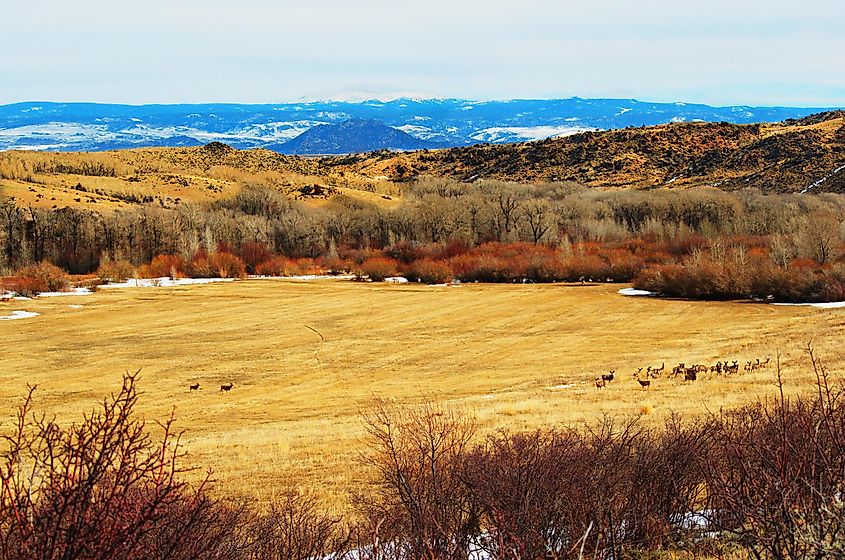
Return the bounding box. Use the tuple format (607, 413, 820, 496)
(594, 356, 771, 389)
(188, 382, 234, 392)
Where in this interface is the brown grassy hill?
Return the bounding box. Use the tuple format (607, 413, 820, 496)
(324, 112, 845, 193)
(2, 113, 844, 213)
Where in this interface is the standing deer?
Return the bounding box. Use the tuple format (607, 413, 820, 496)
(637, 379, 651, 388)
(602, 370, 615, 382)
(595, 377, 607, 389)
(220, 383, 234, 392)
(189, 383, 200, 391)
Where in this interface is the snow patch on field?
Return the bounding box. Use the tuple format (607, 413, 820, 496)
(99, 277, 235, 289)
(0, 310, 39, 321)
(384, 277, 409, 283)
(774, 301, 845, 309)
(618, 287, 656, 297)
(37, 287, 93, 297)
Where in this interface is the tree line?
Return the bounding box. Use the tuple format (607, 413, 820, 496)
(2, 179, 845, 301)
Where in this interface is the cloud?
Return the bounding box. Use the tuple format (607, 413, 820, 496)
(1, 0, 843, 106)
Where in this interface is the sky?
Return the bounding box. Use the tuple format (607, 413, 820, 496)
(2, 0, 844, 107)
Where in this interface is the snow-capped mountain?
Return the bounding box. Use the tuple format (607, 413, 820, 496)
(0, 98, 837, 154)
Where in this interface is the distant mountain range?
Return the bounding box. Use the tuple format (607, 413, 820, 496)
(0, 98, 840, 154)
(270, 119, 441, 154)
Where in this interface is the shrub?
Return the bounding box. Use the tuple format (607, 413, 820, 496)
(355, 257, 400, 282)
(8, 262, 69, 296)
(190, 252, 246, 279)
(238, 242, 273, 274)
(405, 258, 454, 284)
(137, 254, 186, 279)
(255, 257, 294, 277)
(95, 257, 136, 283)
(0, 372, 242, 560)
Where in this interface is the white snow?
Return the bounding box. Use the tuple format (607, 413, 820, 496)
(470, 126, 596, 143)
(618, 287, 657, 297)
(0, 310, 39, 321)
(384, 277, 409, 283)
(801, 164, 845, 194)
(774, 301, 845, 309)
(99, 277, 236, 289)
(69, 304, 84, 309)
(36, 287, 93, 297)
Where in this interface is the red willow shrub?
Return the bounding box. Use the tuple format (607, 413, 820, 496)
(238, 242, 273, 274)
(355, 257, 400, 282)
(138, 254, 187, 279)
(189, 251, 246, 279)
(635, 251, 845, 303)
(404, 258, 454, 284)
(6, 261, 70, 296)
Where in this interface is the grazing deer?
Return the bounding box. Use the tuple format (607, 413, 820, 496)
(637, 378, 651, 388)
(602, 370, 615, 382)
(695, 364, 708, 373)
(220, 383, 234, 392)
(595, 377, 606, 389)
(684, 369, 697, 382)
(189, 383, 200, 391)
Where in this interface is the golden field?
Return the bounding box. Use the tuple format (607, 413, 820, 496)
(1, 279, 843, 509)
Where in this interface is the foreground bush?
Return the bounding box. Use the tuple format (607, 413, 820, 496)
(7, 261, 69, 296)
(0, 372, 244, 560)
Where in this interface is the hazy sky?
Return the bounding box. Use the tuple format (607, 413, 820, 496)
(2, 0, 844, 106)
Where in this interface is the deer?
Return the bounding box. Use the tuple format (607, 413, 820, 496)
(672, 363, 685, 376)
(652, 362, 665, 375)
(595, 377, 607, 389)
(220, 383, 234, 392)
(761, 356, 771, 367)
(637, 378, 651, 388)
(710, 361, 723, 374)
(725, 361, 739, 375)
(744, 361, 753, 372)
(602, 370, 615, 383)
(189, 383, 200, 391)
(684, 369, 697, 382)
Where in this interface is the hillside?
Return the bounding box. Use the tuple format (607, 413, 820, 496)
(2, 112, 844, 213)
(327, 111, 845, 193)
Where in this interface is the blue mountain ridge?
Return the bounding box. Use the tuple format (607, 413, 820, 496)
(0, 98, 838, 154)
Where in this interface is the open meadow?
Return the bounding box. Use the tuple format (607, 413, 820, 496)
(2, 279, 844, 510)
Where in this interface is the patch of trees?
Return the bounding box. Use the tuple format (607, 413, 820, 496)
(1, 351, 843, 559)
(1, 180, 844, 300)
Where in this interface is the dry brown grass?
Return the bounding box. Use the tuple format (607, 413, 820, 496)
(0, 147, 404, 212)
(1, 281, 843, 512)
